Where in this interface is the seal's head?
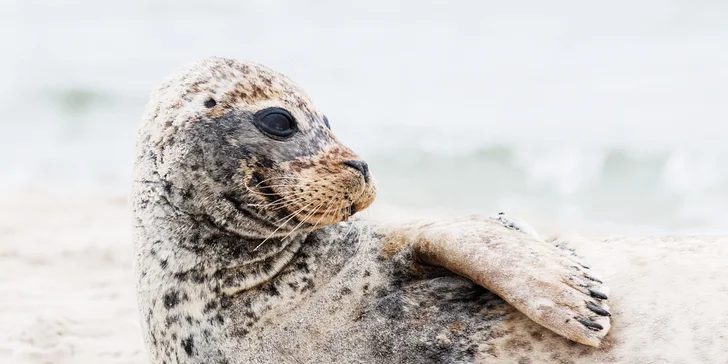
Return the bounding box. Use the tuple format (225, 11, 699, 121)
(137, 57, 376, 238)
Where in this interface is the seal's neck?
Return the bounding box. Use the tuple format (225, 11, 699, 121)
(132, 180, 310, 295)
(132, 182, 311, 364)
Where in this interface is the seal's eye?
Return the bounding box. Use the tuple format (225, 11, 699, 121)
(253, 107, 298, 139)
(204, 98, 217, 108)
(323, 115, 331, 129)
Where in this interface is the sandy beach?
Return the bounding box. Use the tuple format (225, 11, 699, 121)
(0, 193, 145, 364)
(2, 191, 727, 363)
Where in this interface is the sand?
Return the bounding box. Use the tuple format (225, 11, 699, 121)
(1, 192, 727, 363)
(0, 192, 145, 364)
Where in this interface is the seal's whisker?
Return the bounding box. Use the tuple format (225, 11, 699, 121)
(260, 180, 328, 191)
(245, 188, 294, 197)
(259, 184, 305, 188)
(252, 175, 300, 184)
(261, 198, 311, 213)
(254, 200, 316, 251)
(311, 196, 337, 228)
(247, 192, 310, 207)
(279, 199, 327, 242)
(254, 176, 310, 188)
(324, 199, 348, 228)
(242, 183, 307, 198)
(261, 193, 325, 211)
(271, 200, 316, 226)
(244, 183, 321, 197)
(243, 183, 267, 197)
(342, 212, 359, 239)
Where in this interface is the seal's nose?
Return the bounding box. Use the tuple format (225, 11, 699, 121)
(343, 160, 370, 183)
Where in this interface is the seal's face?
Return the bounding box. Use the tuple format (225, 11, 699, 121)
(143, 58, 375, 238)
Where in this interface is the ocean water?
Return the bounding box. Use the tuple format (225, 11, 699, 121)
(1, 0, 726, 233)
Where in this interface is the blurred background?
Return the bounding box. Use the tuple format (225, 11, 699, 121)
(1, 0, 726, 234)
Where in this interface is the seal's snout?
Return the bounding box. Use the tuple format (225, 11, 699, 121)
(343, 160, 370, 183)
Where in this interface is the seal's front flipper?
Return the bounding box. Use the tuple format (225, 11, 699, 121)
(409, 217, 612, 347)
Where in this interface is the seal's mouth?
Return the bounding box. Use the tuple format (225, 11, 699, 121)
(241, 144, 377, 232)
(246, 169, 375, 229)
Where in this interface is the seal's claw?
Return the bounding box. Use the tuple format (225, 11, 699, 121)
(489, 212, 541, 240)
(577, 318, 604, 331)
(588, 289, 609, 300)
(586, 301, 611, 316)
(584, 274, 603, 284)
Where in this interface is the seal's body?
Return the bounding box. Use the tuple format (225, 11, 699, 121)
(132, 58, 612, 364)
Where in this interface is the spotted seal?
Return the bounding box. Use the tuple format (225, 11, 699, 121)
(131, 57, 612, 364)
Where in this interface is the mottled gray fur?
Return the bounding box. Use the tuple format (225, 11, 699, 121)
(133, 58, 615, 364)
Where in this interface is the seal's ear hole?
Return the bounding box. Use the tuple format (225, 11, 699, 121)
(323, 115, 331, 130)
(204, 98, 217, 108)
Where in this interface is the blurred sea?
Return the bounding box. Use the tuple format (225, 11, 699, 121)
(0, 0, 726, 234)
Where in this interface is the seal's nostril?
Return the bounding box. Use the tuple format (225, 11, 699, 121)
(343, 160, 370, 183)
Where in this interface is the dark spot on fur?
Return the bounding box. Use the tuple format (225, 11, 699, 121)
(173, 272, 187, 281)
(191, 271, 207, 284)
(159, 259, 168, 269)
(182, 186, 195, 199)
(203, 300, 219, 313)
(295, 261, 309, 272)
(530, 331, 544, 341)
(220, 295, 232, 308)
(263, 284, 280, 296)
(165, 314, 179, 328)
(375, 293, 404, 320)
(163, 290, 180, 309)
(162, 181, 172, 195)
(181, 336, 194, 356)
(363, 270, 371, 277)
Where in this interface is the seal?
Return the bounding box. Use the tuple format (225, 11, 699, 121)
(131, 57, 611, 364)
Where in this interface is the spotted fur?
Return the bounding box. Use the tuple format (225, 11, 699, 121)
(132, 57, 617, 364)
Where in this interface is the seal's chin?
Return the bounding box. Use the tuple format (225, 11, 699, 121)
(347, 184, 376, 219)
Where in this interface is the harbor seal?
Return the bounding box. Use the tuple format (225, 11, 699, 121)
(131, 57, 612, 364)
